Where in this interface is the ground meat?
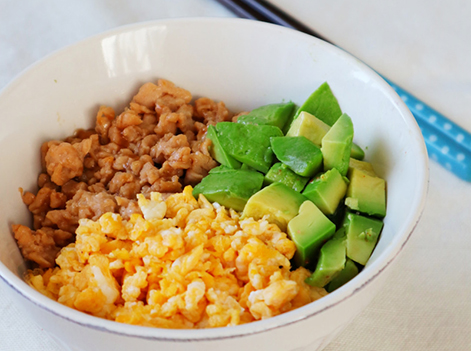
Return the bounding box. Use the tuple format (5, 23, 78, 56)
(194, 97, 231, 125)
(13, 225, 65, 268)
(95, 106, 115, 143)
(13, 79, 234, 268)
(184, 151, 218, 186)
(45, 139, 92, 186)
(108, 172, 141, 198)
(132, 80, 192, 113)
(115, 196, 142, 219)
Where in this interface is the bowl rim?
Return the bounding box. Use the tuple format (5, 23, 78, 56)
(0, 17, 429, 341)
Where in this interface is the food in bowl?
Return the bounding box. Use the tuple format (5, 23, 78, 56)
(26, 186, 327, 328)
(0, 18, 429, 351)
(13, 78, 387, 329)
(13, 79, 229, 268)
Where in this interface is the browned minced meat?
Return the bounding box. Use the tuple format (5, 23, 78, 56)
(13, 224, 73, 268)
(13, 79, 231, 268)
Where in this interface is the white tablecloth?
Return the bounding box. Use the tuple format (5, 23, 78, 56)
(1, 1, 470, 350)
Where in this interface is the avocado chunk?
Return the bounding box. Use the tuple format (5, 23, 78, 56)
(348, 158, 376, 175)
(350, 142, 365, 160)
(305, 237, 346, 288)
(242, 182, 307, 231)
(345, 159, 386, 218)
(215, 122, 283, 173)
(293, 82, 343, 127)
(193, 168, 264, 212)
(285, 110, 365, 160)
(287, 201, 336, 267)
(206, 125, 242, 169)
(302, 168, 348, 215)
(286, 111, 330, 146)
(333, 226, 346, 239)
(286, 111, 364, 161)
(208, 165, 235, 174)
(264, 162, 309, 192)
(321, 113, 353, 176)
(326, 259, 359, 292)
(343, 211, 384, 265)
(240, 163, 256, 171)
(270, 136, 323, 178)
(237, 102, 295, 130)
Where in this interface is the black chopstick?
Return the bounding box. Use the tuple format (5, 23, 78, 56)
(215, 0, 329, 41)
(215, 0, 263, 21)
(240, 0, 329, 41)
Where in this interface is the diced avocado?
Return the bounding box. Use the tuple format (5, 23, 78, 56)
(215, 122, 283, 173)
(237, 102, 295, 130)
(206, 125, 242, 169)
(349, 158, 376, 176)
(208, 165, 234, 174)
(292, 82, 343, 127)
(305, 237, 346, 288)
(287, 201, 336, 267)
(351, 142, 365, 160)
(286, 111, 363, 160)
(193, 169, 264, 212)
(242, 182, 307, 231)
(270, 136, 323, 178)
(321, 113, 353, 176)
(345, 159, 386, 218)
(326, 259, 359, 292)
(241, 163, 256, 171)
(264, 162, 309, 192)
(333, 226, 346, 240)
(343, 211, 384, 265)
(286, 111, 330, 146)
(302, 168, 348, 215)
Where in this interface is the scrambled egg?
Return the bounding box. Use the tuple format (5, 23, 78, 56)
(27, 186, 327, 329)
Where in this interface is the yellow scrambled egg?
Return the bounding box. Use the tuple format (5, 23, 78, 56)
(27, 186, 327, 329)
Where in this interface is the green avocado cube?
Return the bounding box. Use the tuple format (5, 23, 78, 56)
(292, 82, 343, 127)
(333, 226, 346, 240)
(286, 111, 330, 146)
(193, 168, 264, 212)
(206, 125, 242, 169)
(287, 201, 336, 267)
(350, 143, 365, 160)
(215, 122, 283, 173)
(237, 102, 295, 130)
(240, 163, 256, 171)
(343, 211, 384, 265)
(264, 162, 309, 192)
(326, 259, 359, 292)
(270, 136, 323, 178)
(286, 110, 364, 161)
(208, 165, 235, 174)
(305, 237, 347, 288)
(321, 113, 353, 176)
(348, 158, 376, 176)
(242, 182, 307, 232)
(302, 168, 348, 215)
(345, 159, 386, 218)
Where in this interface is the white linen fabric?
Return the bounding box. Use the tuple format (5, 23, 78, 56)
(1, 1, 470, 350)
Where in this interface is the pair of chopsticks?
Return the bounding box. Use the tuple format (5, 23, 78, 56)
(216, 0, 471, 181)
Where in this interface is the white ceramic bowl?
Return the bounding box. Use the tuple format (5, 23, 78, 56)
(0, 18, 428, 351)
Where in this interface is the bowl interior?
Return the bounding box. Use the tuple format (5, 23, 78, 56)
(0, 18, 427, 336)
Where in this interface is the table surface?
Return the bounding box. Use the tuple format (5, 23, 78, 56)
(1, 1, 470, 350)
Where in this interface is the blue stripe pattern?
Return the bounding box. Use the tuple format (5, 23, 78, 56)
(385, 78, 471, 181)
